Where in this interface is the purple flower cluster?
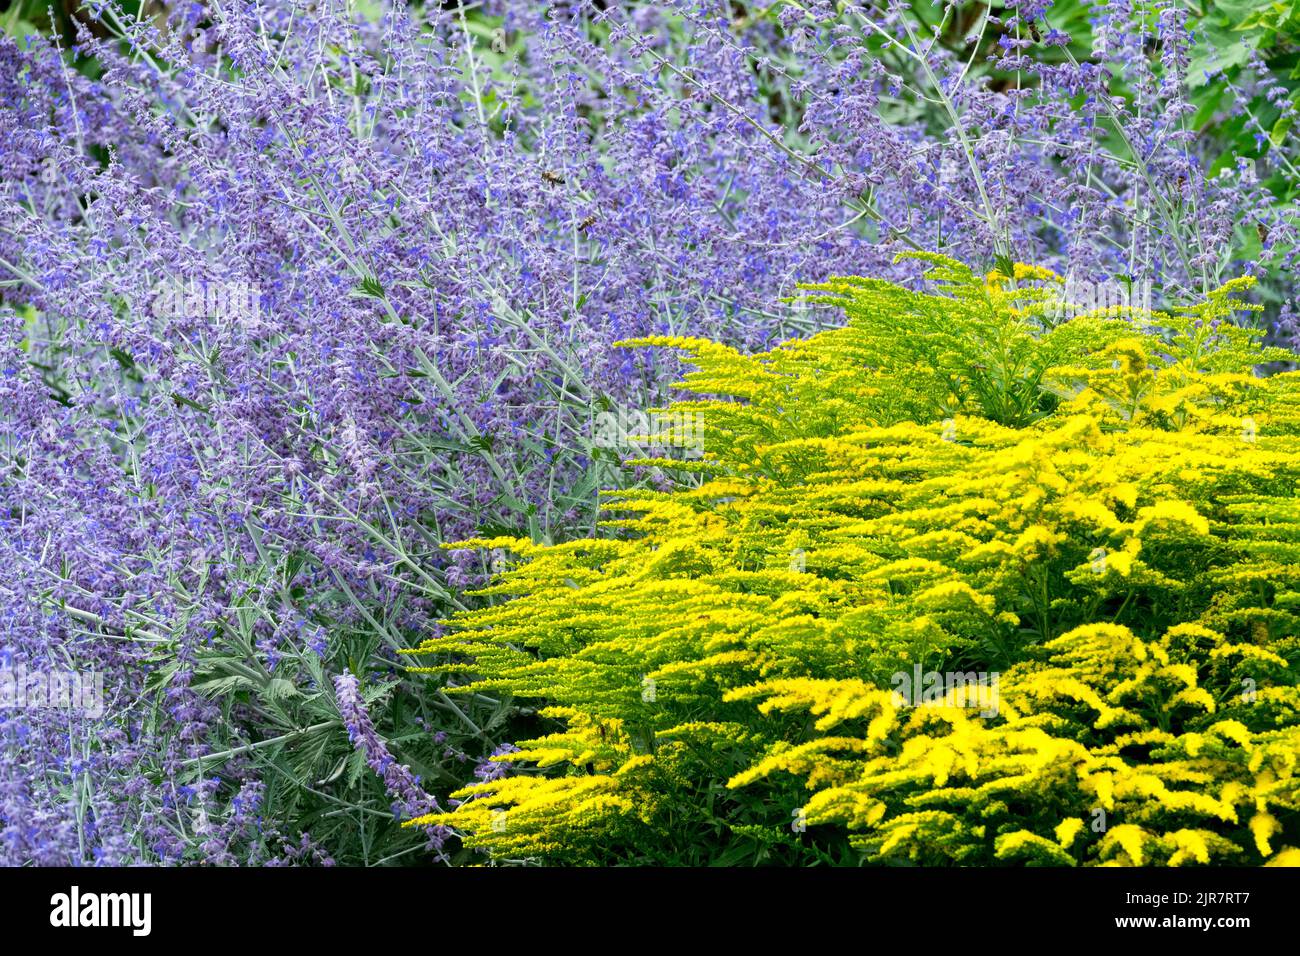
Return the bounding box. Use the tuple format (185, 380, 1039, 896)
(334, 670, 447, 854)
(0, 0, 1295, 864)
(473, 743, 521, 785)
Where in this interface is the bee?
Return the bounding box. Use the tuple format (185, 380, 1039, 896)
(1257, 222, 1270, 244)
(1028, 23, 1042, 43)
(541, 170, 565, 185)
(577, 214, 598, 232)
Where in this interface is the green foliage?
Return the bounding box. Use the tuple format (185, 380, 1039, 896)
(404, 254, 1300, 866)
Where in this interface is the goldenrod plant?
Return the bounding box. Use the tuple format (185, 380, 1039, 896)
(404, 254, 1300, 866)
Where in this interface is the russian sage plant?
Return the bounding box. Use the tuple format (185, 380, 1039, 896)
(0, 0, 1296, 864)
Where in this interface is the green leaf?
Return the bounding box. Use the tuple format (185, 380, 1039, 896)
(345, 747, 369, 788)
(264, 678, 301, 701)
(1271, 110, 1295, 146)
(192, 675, 256, 698)
(171, 392, 210, 413)
(354, 276, 386, 299)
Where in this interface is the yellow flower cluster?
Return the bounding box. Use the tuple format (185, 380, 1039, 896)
(404, 253, 1300, 865)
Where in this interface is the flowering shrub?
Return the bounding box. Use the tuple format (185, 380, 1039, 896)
(406, 254, 1300, 866)
(2, 0, 1300, 865)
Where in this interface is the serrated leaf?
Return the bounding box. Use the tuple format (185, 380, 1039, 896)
(264, 677, 301, 701)
(193, 674, 259, 698)
(361, 679, 398, 705)
(355, 276, 386, 298)
(345, 747, 369, 788)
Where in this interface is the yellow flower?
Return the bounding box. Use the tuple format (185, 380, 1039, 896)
(1055, 818, 1085, 849)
